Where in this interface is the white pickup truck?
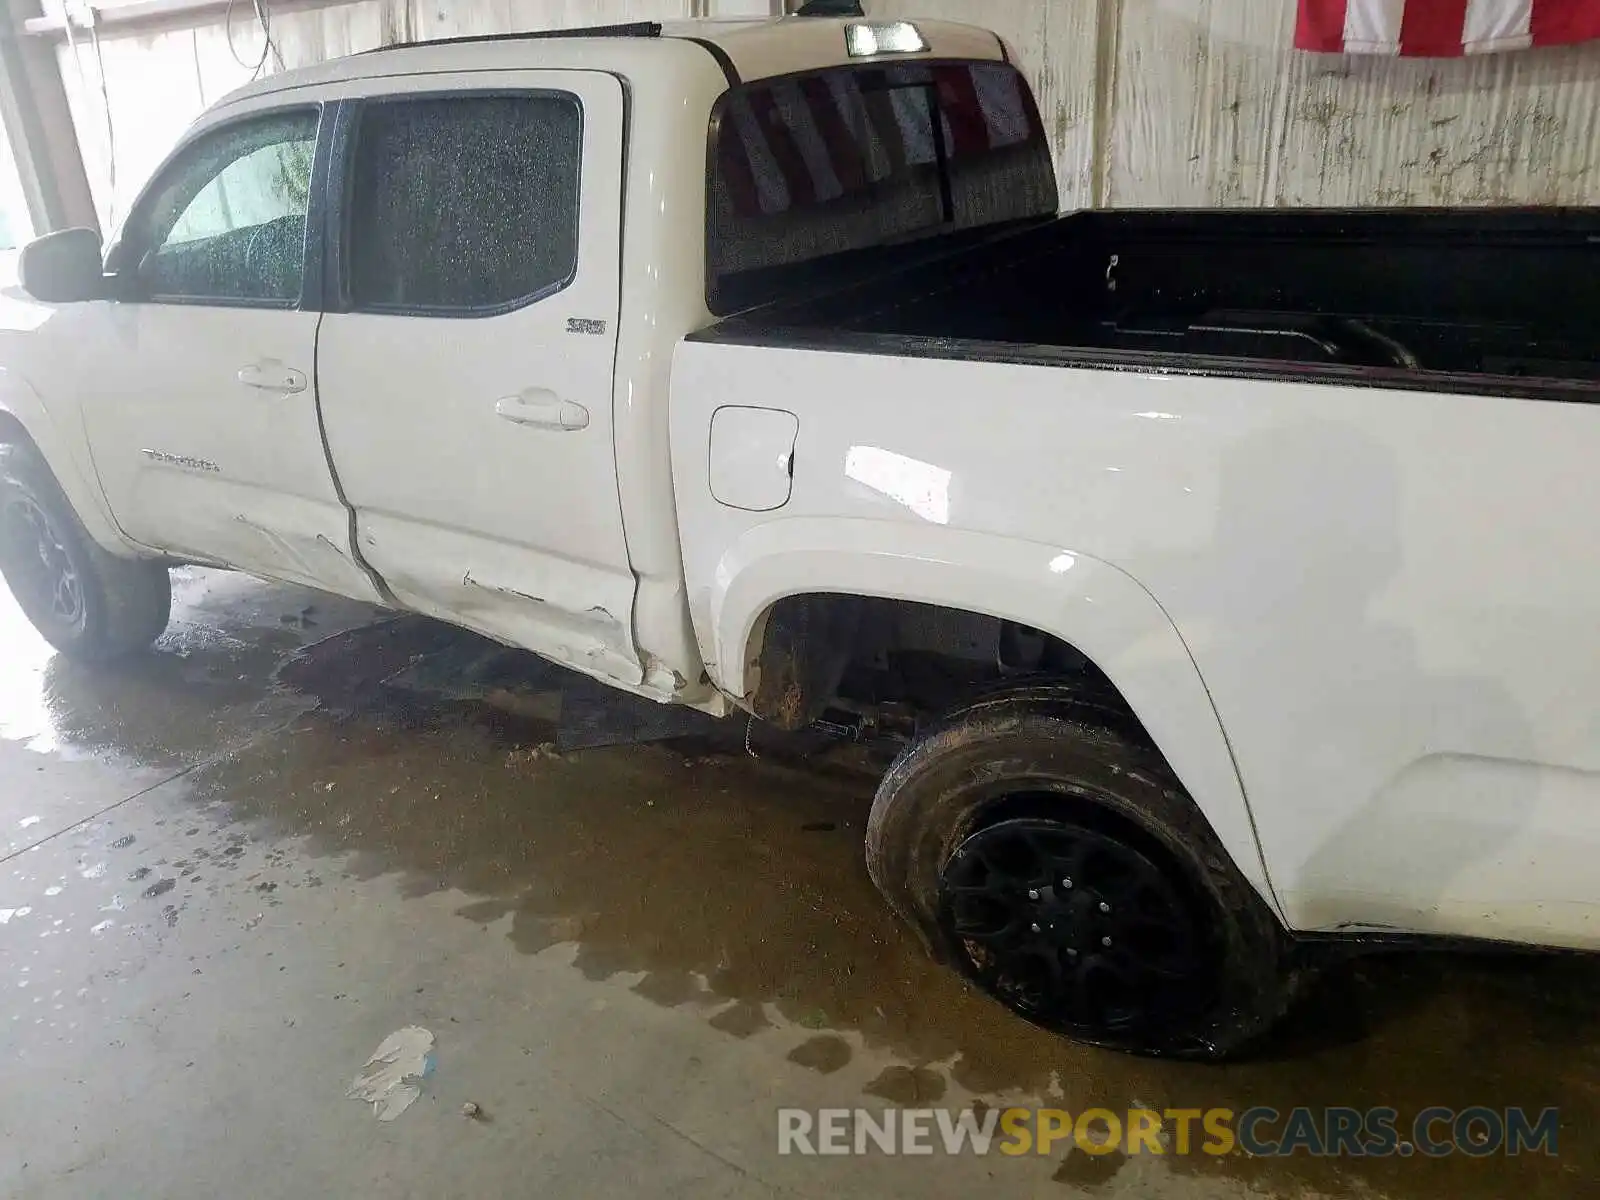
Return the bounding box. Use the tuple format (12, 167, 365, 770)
(2, 14, 1597, 1059)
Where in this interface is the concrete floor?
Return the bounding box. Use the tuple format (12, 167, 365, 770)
(0, 568, 1595, 1199)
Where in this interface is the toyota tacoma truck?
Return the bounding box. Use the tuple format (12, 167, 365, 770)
(2, 14, 1597, 1060)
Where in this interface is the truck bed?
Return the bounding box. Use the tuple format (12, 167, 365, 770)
(671, 212, 1600, 954)
(705, 208, 1600, 397)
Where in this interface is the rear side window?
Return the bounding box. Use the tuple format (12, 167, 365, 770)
(345, 93, 581, 314)
(708, 61, 1057, 313)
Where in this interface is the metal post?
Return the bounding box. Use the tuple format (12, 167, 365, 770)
(0, 0, 98, 235)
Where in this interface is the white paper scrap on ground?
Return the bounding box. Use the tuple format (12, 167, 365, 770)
(348, 1026, 436, 1121)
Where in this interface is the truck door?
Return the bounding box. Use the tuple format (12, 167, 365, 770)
(315, 71, 639, 683)
(77, 103, 378, 601)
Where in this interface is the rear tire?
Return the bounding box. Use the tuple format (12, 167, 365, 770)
(0, 441, 171, 660)
(865, 687, 1295, 1059)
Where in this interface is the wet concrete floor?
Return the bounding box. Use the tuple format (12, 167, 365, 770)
(0, 568, 1595, 1198)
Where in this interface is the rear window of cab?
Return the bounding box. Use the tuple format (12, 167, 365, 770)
(707, 60, 1058, 314)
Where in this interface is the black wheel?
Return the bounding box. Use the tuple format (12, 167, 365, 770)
(0, 441, 172, 660)
(865, 687, 1295, 1059)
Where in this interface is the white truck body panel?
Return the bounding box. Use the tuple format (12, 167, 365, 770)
(672, 339, 1600, 948)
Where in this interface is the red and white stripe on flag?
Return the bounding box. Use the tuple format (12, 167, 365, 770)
(1296, 0, 1600, 55)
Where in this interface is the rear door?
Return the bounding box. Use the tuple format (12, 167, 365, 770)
(315, 71, 639, 682)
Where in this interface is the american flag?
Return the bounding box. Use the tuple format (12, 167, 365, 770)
(1297, 0, 1600, 55)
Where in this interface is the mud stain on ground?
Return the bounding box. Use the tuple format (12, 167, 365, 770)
(708, 999, 771, 1039)
(788, 1035, 854, 1075)
(1054, 1145, 1128, 1188)
(863, 1064, 948, 1105)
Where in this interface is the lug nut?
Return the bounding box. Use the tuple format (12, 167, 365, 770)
(1030, 923, 1042, 933)
(1027, 889, 1040, 900)
(1101, 936, 1113, 947)
(1061, 878, 1073, 889)
(1099, 901, 1111, 913)
(1066, 948, 1078, 958)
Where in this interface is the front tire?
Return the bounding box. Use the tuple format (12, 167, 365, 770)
(0, 441, 171, 660)
(865, 688, 1294, 1059)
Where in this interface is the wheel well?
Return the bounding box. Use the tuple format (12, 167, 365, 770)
(745, 593, 1151, 740)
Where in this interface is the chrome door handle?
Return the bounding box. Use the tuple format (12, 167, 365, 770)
(494, 389, 589, 431)
(237, 360, 307, 394)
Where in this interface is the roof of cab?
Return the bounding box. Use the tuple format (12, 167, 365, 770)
(663, 16, 1005, 81)
(212, 16, 1006, 112)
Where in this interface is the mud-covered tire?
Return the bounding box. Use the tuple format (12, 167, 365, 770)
(0, 440, 171, 660)
(865, 686, 1295, 1060)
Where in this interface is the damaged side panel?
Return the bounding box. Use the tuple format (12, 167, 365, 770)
(353, 511, 644, 690)
(119, 464, 381, 604)
(308, 69, 644, 695)
(218, 507, 385, 602)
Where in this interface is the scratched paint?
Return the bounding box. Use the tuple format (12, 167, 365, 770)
(45, 0, 1600, 229)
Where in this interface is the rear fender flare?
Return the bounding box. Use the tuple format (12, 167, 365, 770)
(708, 517, 1281, 916)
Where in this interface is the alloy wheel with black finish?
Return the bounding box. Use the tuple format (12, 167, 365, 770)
(0, 440, 172, 660)
(866, 686, 1295, 1059)
(939, 816, 1213, 1037)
